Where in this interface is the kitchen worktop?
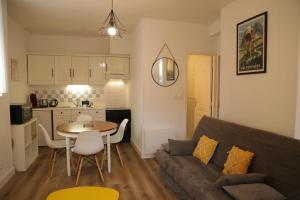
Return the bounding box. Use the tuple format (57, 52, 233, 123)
(32, 106, 106, 111)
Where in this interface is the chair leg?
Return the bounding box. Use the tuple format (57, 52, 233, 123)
(76, 157, 84, 185)
(50, 150, 57, 177)
(75, 155, 82, 175)
(116, 144, 124, 168)
(101, 146, 106, 169)
(95, 155, 104, 182)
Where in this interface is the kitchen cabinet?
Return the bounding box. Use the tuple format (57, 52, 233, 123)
(53, 110, 72, 140)
(72, 56, 89, 84)
(106, 56, 130, 79)
(27, 54, 130, 86)
(55, 56, 72, 85)
(89, 56, 106, 85)
(28, 55, 55, 85)
(33, 110, 52, 146)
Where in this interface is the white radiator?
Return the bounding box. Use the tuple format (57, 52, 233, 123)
(142, 128, 176, 157)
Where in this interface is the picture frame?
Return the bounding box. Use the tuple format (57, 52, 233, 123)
(237, 12, 267, 75)
(11, 57, 19, 81)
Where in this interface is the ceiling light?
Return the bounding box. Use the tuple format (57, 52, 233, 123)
(98, 0, 126, 39)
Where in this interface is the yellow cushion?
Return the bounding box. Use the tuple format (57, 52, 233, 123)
(223, 146, 254, 175)
(46, 186, 119, 200)
(193, 135, 219, 165)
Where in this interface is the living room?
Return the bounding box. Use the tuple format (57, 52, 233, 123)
(0, 0, 300, 199)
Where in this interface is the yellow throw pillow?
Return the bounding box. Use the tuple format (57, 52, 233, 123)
(193, 135, 219, 165)
(223, 146, 254, 175)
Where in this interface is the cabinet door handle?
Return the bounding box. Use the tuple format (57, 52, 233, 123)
(70, 69, 72, 78)
(105, 63, 108, 72)
(52, 68, 54, 77)
(89, 69, 92, 78)
(72, 69, 75, 77)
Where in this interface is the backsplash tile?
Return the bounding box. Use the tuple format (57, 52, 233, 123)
(30, 86, 104, 103)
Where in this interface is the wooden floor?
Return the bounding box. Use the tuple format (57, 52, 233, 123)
(0, 143, 176, 200)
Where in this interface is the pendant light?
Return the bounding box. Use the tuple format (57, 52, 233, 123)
(98, 0, 126, 39)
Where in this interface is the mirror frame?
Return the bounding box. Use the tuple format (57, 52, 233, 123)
(151, 57, 179, 87)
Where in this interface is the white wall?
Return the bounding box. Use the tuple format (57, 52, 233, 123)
(0, 0, 14, 188)
(109, 34, 132, 55)
(7, 16, 29, 103)
(131, 18, 217, 156)
(27, 34, 110, 54)
(129, 21, 144, 152)
(220, 0, 300, 137)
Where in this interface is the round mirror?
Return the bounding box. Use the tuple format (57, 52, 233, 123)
(151, 57, 179, 87)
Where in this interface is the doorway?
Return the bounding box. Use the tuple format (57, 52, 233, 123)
(186, 55, 220, 138)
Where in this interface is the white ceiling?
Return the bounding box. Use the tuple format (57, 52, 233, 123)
(7, 0, 233, 36)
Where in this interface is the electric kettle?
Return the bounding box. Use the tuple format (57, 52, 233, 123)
(49, 99, 59, 107)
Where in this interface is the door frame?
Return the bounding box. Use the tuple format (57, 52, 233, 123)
(185, 53, 220, 138)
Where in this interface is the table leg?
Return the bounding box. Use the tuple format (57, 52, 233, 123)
(107, 134, 111, 173)
(66, 137, 71, 176)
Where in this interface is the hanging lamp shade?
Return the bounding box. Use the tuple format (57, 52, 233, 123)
(98, 0, 126, 39)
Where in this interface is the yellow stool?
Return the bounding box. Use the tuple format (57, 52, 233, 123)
(47, 186, 119, 200)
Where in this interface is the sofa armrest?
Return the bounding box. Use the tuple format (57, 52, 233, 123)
(168, 139, 197, 156)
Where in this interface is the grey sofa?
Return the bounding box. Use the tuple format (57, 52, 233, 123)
(155, 116, 300, 200)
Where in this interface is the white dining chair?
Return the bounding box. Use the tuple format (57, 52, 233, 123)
(102, 119, 129, 168)
(76, 114, 93, 122)
(38, 123, 66, 177)
(72, 131, 105, 185)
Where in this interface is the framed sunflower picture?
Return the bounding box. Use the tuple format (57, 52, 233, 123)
(237, 12, 267, 75)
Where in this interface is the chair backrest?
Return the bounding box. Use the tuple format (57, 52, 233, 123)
(110, 119, 129, 144)
(73, 131, 104, 155)
(38, 123, 55, 148)
(76, 114, 93, 122)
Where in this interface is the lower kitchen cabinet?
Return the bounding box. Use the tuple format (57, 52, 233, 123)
(33, 110, 52, 146)
(34, 108, 106, 142)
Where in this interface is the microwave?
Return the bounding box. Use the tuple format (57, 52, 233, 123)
(10, 104, 32, 124)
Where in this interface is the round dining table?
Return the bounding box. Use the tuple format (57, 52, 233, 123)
(56, 121, 118, 176)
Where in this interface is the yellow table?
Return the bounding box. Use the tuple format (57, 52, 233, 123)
(47, 187, 119, 200)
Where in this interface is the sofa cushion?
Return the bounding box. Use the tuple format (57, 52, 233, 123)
(223, 146, 254, 174)
(193, 135, 219, 164)
(155, 149, 232, 200)
(168, 139, 196, 156)
(214, 173, 267, 188)
(162, 143, 170, 153)
(223, 183, 287, 200)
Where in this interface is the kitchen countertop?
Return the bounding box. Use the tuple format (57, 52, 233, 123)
(32, 106, 106, 111)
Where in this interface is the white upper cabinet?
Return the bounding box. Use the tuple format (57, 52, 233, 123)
(89, 56, 106, 85)
(28, 54, 130, 86)
(28, 55, 55, 85)
(106, 56, 130, 79)
(71, 56, 89, 84)
(54, 56, 72, 85)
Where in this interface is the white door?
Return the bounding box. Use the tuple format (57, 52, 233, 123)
(33, 110, 52, 146)
(55, 56, 72, 85)
(28, 55, 55, 85)
(106, 56, 129, 75)
(89, 57, 106, 85)
(187, 55, 212, 138)
(72, 56, 89, 84)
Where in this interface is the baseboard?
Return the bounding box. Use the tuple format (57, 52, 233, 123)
(130, 140, 155, 159)
(131, 139, 142, 157)
(0, 167, 15, 189)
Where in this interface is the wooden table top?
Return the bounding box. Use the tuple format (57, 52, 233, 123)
(56, 121, 118, 134)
